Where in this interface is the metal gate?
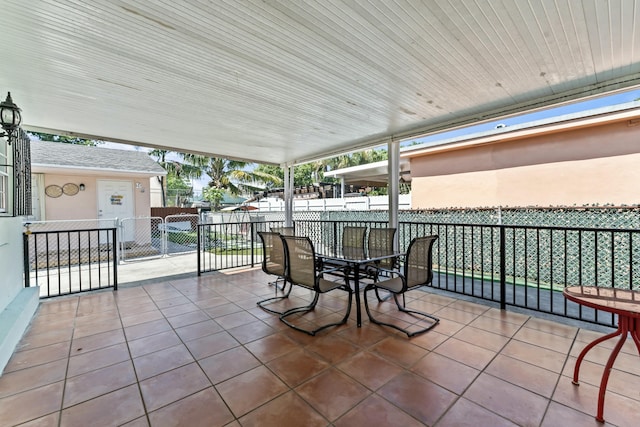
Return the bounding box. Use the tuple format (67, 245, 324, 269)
(119, 214, 200, 261)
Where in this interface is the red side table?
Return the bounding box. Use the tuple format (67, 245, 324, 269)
(563, 286, 640, 423)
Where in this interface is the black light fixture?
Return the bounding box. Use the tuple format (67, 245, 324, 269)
(79, 183, 85, 191)
(0, 92, 22, 136)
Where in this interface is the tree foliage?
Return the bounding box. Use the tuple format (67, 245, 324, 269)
(28, 131, 100, 146)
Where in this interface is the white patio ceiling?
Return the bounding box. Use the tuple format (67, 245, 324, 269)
(2, 1, 640, 166)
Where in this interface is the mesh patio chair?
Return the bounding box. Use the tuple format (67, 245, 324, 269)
(363, 235, 440, 337)
(342, 226, 367, 250)
(364, 227, 397, 300)
(280, 235, 353, 336)
(256, 231, 292, 314)
(270, 226, 295, 236)
(322, 225, 368, 274)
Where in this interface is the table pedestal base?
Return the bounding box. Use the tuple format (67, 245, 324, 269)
(571, 316, 640, 423)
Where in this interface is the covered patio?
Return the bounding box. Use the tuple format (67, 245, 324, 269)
(1, 267, 638, 426)
(2, 2, 640, 426)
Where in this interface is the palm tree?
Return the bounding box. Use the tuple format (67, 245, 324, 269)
(182, 154, 281, 210)
(149, 149, 203, 207)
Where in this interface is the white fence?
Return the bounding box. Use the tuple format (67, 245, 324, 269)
(247, 194, 411, 211)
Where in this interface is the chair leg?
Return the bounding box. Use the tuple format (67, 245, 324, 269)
(257, 279, 293, 315)
(280, 285, 353, 336)
(363, 285, 439, 337)
(268, 276, 287, 291)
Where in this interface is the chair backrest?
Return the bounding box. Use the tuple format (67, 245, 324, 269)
(342, 226, 367, 250)
(404, 235, 438, 289)
(271, 226, 295, 236)
(281, 235, 317, 290)
(368, 228, 396, 268)
(258, 231, 286, 276)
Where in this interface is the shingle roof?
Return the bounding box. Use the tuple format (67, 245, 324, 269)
(30, 140, 166, 175)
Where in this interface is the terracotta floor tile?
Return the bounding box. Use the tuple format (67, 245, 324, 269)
(16, 328, 74, 351)
(266, 348, 330, 387)
(0, 359, 67, 398)
(216, 365, 289, 418)
(174, 319, 223, 342)
(501, 339, 567, 373)
(120, 416, 150, 427)
(60, 384, 145, 426)
(411, 351, 479, 394)
(139, 363, 211, 412)
(16, 411, 60, 427)
(334, 393, 424, 427)
(463, 373, 549, 426)
(153, 295, 191, 309)
(123, 318, 172, 341)
(238, 391, 328, 427)
(199, 346, 262, 385)
(435, 306, 481, 324)
(128, 330, 182, 358)
(541, 401, 604, 427)
(70, 328, 126, 355)
(166, 310, 210, 329)
(453, 325, 510, 352)
(295, 368, 370, 421)
(120, 310, 164, 328)
(184, 331, 239, 360)
(370, 336, 428, 368)
(63, 360, 137, 408)
(244, 333, 301, 363)
(133, 344, 194, 380)
(5, 268, 639, 426)
(377, 371, 457, 425)
(514, 326, 574, 354)
(485, 354, 560, 398)
(336, 324, 389, 347)
(408, 329, 449, 351)
(306, 334, 361, 364)
(337, 351, 403, 390)
(434, 337, 496, 370)
(524, 316, 579, 339)
(160, 302, 201, 318)
(67, 343, 131, 378)
(148, 387, 234, 427)
(469, 315, 523, 337)
(3, 341, 70, 373)
(435, 397, 518, 427)
(0, 381, 64, 426)
(204, 302, 244, 318)
(226, 320, 277, 344)
(214, 311, 261, 330)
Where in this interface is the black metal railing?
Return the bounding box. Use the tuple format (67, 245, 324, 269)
(23, 228, 118, 298)
(196, 219, 639, 328)
(197, 221, 287, 273)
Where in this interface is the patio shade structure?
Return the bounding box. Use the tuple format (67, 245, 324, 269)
(2, 1, 640, 226)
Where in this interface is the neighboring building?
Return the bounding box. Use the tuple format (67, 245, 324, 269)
(326, 101, 640, 209)
(29, 140, 166, 222)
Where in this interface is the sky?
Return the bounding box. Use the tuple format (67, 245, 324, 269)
(410, 89, 640, 145)
(102, 88, 640, 195)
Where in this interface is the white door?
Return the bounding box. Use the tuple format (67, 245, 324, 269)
(97, 180, 135, 242)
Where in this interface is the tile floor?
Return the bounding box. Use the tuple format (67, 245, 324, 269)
(1, 267, 639, 426)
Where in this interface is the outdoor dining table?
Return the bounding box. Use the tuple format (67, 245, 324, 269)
(316, 247, 405, 327)
(563, 285, 640, 423)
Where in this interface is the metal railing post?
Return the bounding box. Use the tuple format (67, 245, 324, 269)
(23, 232, 30, 288)
(499, 225, 506, 310)
(197, 224, 201, 276)
(112, 227, 118, 290)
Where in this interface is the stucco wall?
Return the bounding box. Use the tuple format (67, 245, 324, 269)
(41, 174, 152, 221)
(410, 120, 640, 208)
(0, 217, 24, 311)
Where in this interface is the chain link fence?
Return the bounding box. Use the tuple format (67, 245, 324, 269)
(164, 214, 200, 256)
(119, 217, 164, 261)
